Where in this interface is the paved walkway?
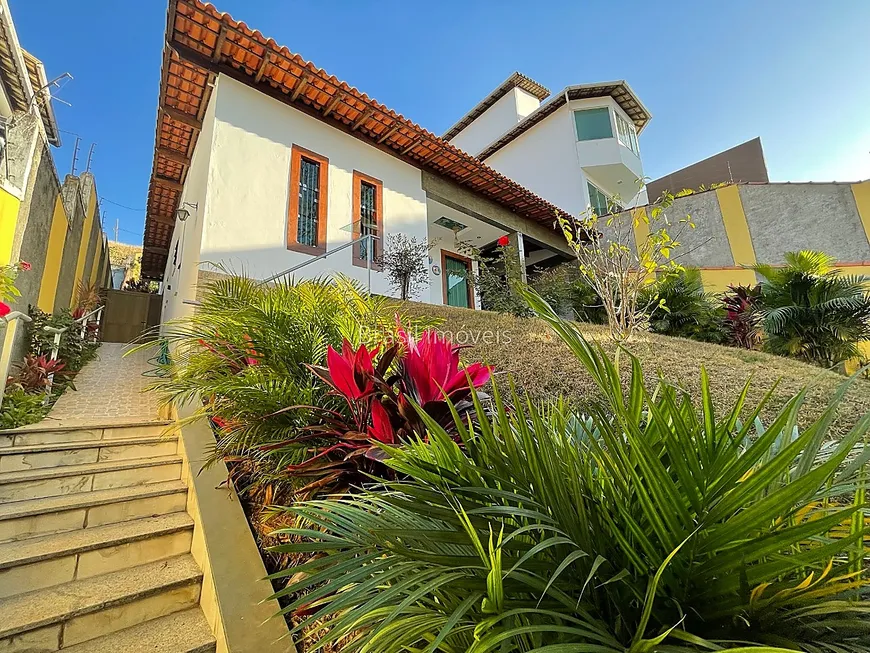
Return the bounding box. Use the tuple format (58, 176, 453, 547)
(34, 343, 161, 428)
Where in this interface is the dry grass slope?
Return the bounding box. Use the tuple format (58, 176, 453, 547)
(399, 301, 870, 439)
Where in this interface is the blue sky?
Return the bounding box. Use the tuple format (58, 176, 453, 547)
(9, 0, 870, 245)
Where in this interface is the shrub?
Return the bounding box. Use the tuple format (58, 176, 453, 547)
(0, 388, 48, 429)
(722, 284, 763, 349)
(643, 267, 725, 343)
(272, 289, 870, 653)
(137, 273, 437, 497)
(528, 264, 607, 324)
(474, 243, 532, 317)
(28, 308, 99, 374)
(754, 250, 870, 368)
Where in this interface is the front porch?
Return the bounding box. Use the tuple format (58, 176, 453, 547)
(425, 194, 573, 310)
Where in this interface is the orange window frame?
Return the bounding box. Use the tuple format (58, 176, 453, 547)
(287, 144, 329, 255)
(352, 170, 384, 270)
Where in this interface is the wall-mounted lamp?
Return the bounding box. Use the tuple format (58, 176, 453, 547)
(175, 201, 198, 222)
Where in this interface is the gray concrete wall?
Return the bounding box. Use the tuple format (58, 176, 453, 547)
(8, 126, 63, 362)
(740, 184, 870, 264)
(667, 191, 734, 268)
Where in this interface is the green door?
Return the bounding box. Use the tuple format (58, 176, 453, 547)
(444, 256, 470, 308)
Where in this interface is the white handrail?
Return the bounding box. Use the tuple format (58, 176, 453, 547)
(74, 304, 103, 342)
(261, 234, 380, 290)
(0, 311, 33, 407)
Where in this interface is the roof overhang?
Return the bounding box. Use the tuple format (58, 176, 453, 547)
(22, 50, 60, 146)
(0, 0, 32, 117)
(142, 0, 573, 280)
(477, 81, 652, 161)
(441, 71, 550, 142)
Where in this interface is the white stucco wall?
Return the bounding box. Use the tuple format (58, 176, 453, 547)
(484, 104, 586, 215)
(448, 88, 540, 157)
(161, 84, 217, 327)
(197, 75, 428, 294)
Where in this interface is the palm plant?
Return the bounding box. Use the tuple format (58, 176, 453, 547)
(135, 273, 436, 496)
(753, 250, 870, 368)
(643, 267, 725, 343)
(270, 289, 870, 653)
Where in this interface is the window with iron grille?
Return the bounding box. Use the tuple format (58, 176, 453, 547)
(358, 181, 378, 261)
(296, 158, 321, 247)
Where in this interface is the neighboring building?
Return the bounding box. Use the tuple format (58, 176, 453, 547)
(0, 0, 110, 359)
(143, 0, 577, 323)
(647, 137, 769, 201)
(444, 74, 652, 216)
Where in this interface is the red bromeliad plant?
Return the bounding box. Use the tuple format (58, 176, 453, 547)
(721, 284, 763, 350)
(272, 327, 492, 496)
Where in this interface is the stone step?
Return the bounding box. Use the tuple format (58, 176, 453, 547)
(0, 555, 203, 650)
(0, 513, 194, 599)
(0, 421, 173, 448)
(0, 480, 189, 542)
(59, 608, 216, 653)
(0, 435, 178, 472)
(0, 455, 183, 502)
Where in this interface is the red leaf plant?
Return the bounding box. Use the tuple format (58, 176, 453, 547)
(254, 326, 492, 497)
(8, 354, 68, 393)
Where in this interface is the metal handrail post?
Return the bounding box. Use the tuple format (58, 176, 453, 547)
(43, 325, 68, 403)
(0, 311, 33, 406)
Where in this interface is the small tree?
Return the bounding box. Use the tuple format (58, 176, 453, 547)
(379, 234, 429, 301)
(558, 190, 692, 342)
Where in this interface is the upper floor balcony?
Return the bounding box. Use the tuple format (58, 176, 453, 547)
(572, 105, 644, 196)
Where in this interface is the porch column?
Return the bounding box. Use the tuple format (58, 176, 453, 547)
(506, 231, 527, 283)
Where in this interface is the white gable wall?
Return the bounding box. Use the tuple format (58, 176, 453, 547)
(484, 104, 586, 215)
(199, 75, 428, 290)
(448, 88, 541, 157)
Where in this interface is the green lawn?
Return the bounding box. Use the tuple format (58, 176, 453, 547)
(399, 301, 870, 439)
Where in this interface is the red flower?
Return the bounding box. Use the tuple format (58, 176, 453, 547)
(497, 235, 510, 247)
(18, 261, 31, 271)
(397, 327, 492, 404)
(368, 400, 396, 444)
(326, 341, 378, 401)
(0, 302, 10, 318)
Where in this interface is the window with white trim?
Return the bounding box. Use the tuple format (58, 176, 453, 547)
(614, 112, 639, 155)
(587, 182, 621, 217)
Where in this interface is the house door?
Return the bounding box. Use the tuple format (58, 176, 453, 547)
(442, 253, 473, 309)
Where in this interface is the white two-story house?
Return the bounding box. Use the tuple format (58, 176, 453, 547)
(444, 73, 651, 216)
(144, 0, 651, 323)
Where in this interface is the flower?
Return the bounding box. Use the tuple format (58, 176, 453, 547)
(18, 261, 31, 271)
(497, 235, 510, 247)
(397, 327, 492, 404)
(0, 302, 10, 318)
(368, 399, 396, 444)
(326, 341, 378, 400)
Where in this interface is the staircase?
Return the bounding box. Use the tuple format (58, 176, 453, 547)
(0, 421, 216, 652)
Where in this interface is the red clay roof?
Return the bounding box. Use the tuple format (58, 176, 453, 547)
(142, 0, 572, 279)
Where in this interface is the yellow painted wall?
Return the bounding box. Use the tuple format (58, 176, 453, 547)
(715, 185, 757, 267)
(71, 189, 97, 306)
(0, 187, 21, 266)
(37, 195, 69, 312)
(851, 181, 870, 247)
(698, 268, 758, 293)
